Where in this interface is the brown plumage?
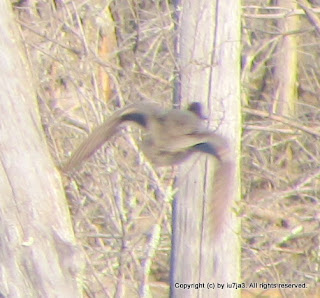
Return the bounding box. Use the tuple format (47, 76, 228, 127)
(62, 102, 234, 237)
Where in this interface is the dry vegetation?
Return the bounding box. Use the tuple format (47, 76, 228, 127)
(12, 0, 320, 297)
(242, 1, 320, 296)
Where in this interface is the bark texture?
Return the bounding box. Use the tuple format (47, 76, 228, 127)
(0, 1, 83, 297)
(171, 0, 241, 297)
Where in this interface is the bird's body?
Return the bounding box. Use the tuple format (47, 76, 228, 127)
(62, 102, 234, 238)
(62, 102, 217, 170)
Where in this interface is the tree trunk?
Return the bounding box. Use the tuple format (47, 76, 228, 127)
(273, 0, 298, 116)
(0, 1, 83, 296)
(171, 0, 241, 297)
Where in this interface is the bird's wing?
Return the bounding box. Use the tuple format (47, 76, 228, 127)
(62, 102, 161, 172)
(198, 133, 235, 238)
(209, 159, 234, 239)
(184, 133, 234, 238)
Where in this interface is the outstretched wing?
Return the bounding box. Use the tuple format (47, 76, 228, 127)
(190, 133, 234, 238)
(62, 102, 161, 172)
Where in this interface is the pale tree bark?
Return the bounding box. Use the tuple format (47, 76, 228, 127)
(0, 1, 83, 297)
(273, 0, 298, 116)
(272, 1, 299, 185)
(171, 0, 241, 297)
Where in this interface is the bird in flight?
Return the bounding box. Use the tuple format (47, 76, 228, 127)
(62, 102, 234, 237)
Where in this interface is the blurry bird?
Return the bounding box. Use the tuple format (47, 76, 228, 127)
(62, 102, 234, 237)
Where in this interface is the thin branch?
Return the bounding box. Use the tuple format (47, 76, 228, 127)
(298, 0, 320, 37)
(243, 107, 320, 138)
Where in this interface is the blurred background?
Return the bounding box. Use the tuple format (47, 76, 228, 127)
(12, 0, 320, 296)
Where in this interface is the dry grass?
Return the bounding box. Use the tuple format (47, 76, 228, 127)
(13, 0, 320, 297)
